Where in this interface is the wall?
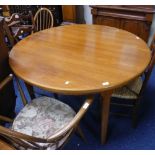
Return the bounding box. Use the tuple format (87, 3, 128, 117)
(148, 14, 155, 46)
(76, 5, 92, 24)
(83, 5, 92, 24)
(76, 5, 155, 45)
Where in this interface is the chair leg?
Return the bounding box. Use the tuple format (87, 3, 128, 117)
(132, 101, 140, 128)
(76, 126, 87, 143)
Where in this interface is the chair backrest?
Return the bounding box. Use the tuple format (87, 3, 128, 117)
(3, 19, 15, 47)
(0, 17, 11, 79)
(139, 34, 155, 96)
(5, 11, 34, 27)
(4, 11, 34, 46)
(34, 7, 54, 32)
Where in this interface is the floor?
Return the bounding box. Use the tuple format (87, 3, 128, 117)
(15, 67, 155, 150)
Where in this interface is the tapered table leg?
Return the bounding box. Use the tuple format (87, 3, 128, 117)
(101, 90, 113, 144)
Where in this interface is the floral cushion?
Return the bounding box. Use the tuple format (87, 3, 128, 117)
(12, 96, 76, 149)
(112, 77, 143, 99)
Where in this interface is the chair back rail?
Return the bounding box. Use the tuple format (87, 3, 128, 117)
(2, 135, 39, 150)
(0, 74, 13, 91)
(5, 12, 34, 27)
(34, 8, 54, 32)
(13, 26, 34, 42)
(47, 96, 93, 142)
(3, 20, 15, 47)
(4, 11, 34, 46)
(0, 139, 15, 150)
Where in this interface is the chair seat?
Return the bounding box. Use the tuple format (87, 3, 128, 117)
(112, 77, 143, 99)
(12, 96, 76, 149)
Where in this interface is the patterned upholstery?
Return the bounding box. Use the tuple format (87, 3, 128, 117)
(11, 96, 76, 149)
(112, 76, 143, 99)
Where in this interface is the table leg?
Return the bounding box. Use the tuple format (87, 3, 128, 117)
(101, 90, 113, 144)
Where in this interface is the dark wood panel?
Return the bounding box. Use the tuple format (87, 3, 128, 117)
(0, 17, 16, 120)
(90, 5, 155, 42)
(121, 19, 149, 41)
(62, 5, 76, 22)
(91, 5, 155, 13)
(93, 16, 120, 28)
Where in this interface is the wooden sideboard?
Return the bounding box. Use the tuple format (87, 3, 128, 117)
(90, 5, 155, 42)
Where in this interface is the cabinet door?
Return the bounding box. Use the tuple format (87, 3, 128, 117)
(62, 5, 76, 22)
(120, 19, 149, 41)
(93, 16, 120, 28)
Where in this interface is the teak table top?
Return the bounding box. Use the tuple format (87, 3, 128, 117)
(9, 24, 151, 95)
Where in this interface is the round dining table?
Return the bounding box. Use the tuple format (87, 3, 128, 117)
(9, 24, 151, 144)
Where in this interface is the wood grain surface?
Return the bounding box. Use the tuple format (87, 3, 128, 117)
(9, 24, 151, 95)
(0, 139, 15, 150)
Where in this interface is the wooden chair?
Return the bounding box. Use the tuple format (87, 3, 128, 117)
(0, 139, 15, 150)
(0, 17, 16, 120)
(111, 34, 155, 127)
(34, 7, 54, 32)
(0, 75, 93, 149)
(4, 11, 35, 43)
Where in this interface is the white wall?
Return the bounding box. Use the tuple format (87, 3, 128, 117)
(76, 5, 92, 24)
(76, 5, 155, 44)
(83, 5, 92, 24)
(148, 14, 155, 46)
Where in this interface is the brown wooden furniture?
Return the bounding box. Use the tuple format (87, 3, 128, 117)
(0, 139, 15, 150)
(9, 24, 151, 144)
(1, 5, 76, 26)
(0, 17, 16, 120)
(62, 5, 76, 23)
(0, 5, 10, 16)
(4, 12, 34, 43)
(0, 74, 93, 149)
(34, 7, 54, 32)
(111, 33, 155, 127)
(90, 5, 155, 42)
(7, 5, 62, 26)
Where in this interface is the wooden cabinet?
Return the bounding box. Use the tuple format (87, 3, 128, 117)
(90, 5, 155, 42)
(62, 5, 76, 22)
